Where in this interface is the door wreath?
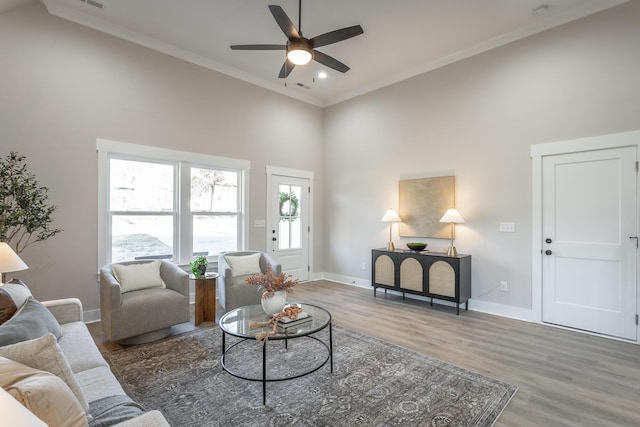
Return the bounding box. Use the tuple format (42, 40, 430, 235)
(279, 191, 299, 221)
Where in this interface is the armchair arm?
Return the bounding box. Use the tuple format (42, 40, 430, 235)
(261, 252, 282, 275)
(42, 298, 83, 324)
(100, 266, 123, 310)
(159, 261, 189, 297)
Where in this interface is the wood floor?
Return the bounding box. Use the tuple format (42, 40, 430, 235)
(90, 280, 640, 426)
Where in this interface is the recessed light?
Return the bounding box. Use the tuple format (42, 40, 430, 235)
(317, 71, 327, 79)
(533, 5, 549, 16)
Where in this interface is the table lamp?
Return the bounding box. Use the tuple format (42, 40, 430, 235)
(0, 242, 28, 283)
(381, 208, 402, 251)
(439, 208, 465, 256)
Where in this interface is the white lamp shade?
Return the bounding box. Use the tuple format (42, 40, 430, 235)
(0, 243, 28, 274)
(439, 208, 465, 224)
(381, 209, 402, 223)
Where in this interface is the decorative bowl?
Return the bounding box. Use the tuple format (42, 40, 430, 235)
(406, 243, 427, 251)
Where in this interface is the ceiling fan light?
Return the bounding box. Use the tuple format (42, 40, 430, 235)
(287, 48, 312, 65)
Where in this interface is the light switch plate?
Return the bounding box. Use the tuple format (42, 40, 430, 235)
(499, 222, 515, 233)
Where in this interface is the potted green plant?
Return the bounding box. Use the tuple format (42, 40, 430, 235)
(190, 255, 208, 277)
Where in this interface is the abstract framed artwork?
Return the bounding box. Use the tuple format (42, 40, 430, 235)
(398, 175, 454, 238)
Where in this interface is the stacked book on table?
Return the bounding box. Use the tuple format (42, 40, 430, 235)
(276, 311, 312, 331)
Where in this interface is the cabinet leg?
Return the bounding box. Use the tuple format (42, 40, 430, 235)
(384, 289, 387, 296)
(430, 297, 433, 307)
(373, 287, 377, 298)
(456, 303, 460, 315)
(465, 301, 468, 311)
(402, 292, 405, 301)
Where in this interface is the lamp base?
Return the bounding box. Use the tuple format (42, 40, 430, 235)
(386, 241, 395, 251)
(446, 245, 458, 257)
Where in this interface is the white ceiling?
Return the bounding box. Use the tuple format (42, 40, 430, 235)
(3, 0, 628, 106)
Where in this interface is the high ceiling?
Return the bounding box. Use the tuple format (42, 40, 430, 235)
(3, 0, 628, 106)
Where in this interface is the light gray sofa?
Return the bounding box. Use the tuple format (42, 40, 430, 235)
(44, 298, 170, 426)
(218, 250, 281, 313)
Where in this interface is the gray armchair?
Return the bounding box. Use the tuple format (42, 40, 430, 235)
(218, 251, 281, 313)
(100, 260, 190, 345)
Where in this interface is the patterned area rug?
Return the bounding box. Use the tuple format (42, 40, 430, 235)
(104, 325, 516, 426)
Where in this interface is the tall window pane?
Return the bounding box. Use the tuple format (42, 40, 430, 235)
(110, 159, 173, 211)
(191, 168, 237, 212)
(111, 215, 174, 262)
(278, 184, 302, 250)
(109, 158, 175, 262)
(192, 215, 237, 256)
(191, 168, 238, 257)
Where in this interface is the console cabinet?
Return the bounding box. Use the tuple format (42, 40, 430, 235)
(371, 249, 471, 315)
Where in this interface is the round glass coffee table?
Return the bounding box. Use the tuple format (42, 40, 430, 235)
(219, 303, 333, 405)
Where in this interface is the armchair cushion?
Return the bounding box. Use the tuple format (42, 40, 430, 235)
(224, 253, 261, 276)
(111, 261, 166, 294)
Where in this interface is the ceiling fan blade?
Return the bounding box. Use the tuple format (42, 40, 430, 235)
(268, 5, 300, 41)
(278, 60, 296, 78)
(312, 50, 350, 73)
(230, 44, 286, 50)
(311, 25, 364, 48)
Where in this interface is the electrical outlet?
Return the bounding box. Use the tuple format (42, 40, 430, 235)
(500, 281, 508, 291)
(361, 262, 367, 270)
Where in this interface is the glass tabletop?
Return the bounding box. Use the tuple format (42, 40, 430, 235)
(219, 303, 331, 340)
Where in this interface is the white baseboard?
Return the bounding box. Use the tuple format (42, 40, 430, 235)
(316, 272, 533, 322)
(83, 309, 101, 324)
(320, 272, 371, 288)
(467, 299, 533, 322)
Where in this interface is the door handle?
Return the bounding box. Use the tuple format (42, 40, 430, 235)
(630, 236, 639, 248)
(272, 237, 277, 241)
(545, 250, 552, 255)
(545, 238, 552, 244)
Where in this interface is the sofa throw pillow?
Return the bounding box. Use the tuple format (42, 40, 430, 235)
(0, 356, 88, 427)
(111, 261, 166, 293)
(0, 297, 63, 346)
(0, 279, 32, 310)
(0, 288, 17, 325)
(0, 333, 90, 414)
(225, 253, 262, 276)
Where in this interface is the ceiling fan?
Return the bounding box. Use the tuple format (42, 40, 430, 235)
(230, 0, 364, 78)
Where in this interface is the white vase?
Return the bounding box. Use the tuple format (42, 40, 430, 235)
(261, 290, 287, 316)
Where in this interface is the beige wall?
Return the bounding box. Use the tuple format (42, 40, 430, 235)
(0, 3, 324, 312)
(323, 2, 640, 312)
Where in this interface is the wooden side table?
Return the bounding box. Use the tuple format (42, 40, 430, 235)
(192, 273, 218, 325)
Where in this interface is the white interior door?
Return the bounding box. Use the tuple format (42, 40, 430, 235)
(269, 175, 310, 281)
(542, 146, 637, 340)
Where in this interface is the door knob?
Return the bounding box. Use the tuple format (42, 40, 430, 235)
(272, 237, 277, 241)
(545, 250, 552, 255)
(545, 238, 552, 244)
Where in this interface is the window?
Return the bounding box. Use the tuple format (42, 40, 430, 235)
(97, 140, 249, 266)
